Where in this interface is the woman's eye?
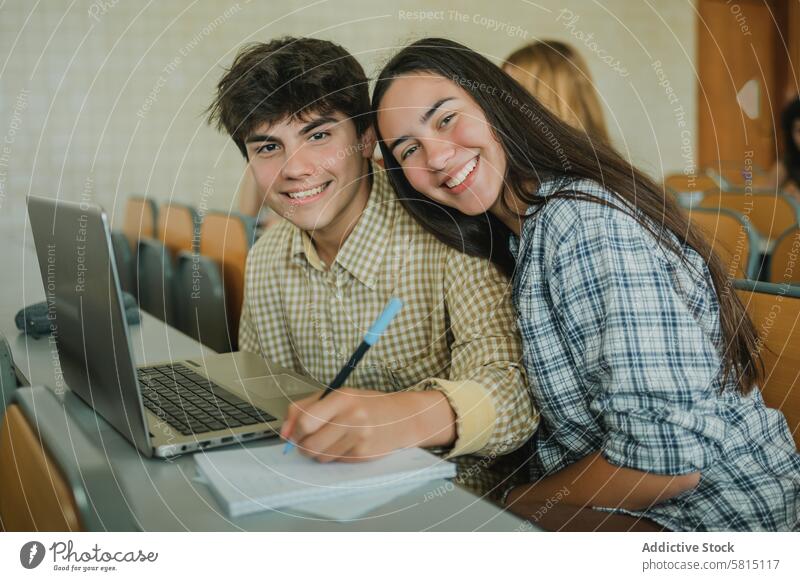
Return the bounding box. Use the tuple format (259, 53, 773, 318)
(310, 131, 330, 141)
(439, 113, 456, 128)
(401, 145, 418, 161)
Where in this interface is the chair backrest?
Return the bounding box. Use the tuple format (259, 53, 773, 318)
(0, 404, 82, 531)
(664, 173, 718, 194)
(199, 212, 256, 347)
(768, 226, 800, 284)
(705, 160, 769, 191)
(734, 280, 800, 448)
(699, 192, 799, 241)
(122, 196, 157, 252)
(0, 387, 138, 531)
(137, 239, 177, 326)
(174, 251, 233, 353)
(687, 208, 757, 279)
(156, 203, 200, 260)
(664, 174, 719, 208)
(110, 231, 135, 296)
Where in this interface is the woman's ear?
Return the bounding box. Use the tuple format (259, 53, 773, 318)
(359, 126, 377, 159)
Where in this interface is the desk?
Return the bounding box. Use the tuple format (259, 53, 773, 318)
(0, 226, 530, 531)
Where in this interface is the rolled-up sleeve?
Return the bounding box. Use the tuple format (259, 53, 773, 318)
(549, 211, 728, 475)
(410, 250, 539, 459)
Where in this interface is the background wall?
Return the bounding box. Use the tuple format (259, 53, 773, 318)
(0, 0, 697, 228)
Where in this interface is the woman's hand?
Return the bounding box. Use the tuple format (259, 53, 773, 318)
(280, 388, 456, 462)
(503, 451, 700, 513)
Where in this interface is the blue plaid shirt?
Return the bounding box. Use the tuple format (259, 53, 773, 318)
(511, 176, 800, 531)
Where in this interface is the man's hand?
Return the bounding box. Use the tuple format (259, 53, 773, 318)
(280, 388, 456, 462)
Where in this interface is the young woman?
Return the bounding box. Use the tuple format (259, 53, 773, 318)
(503, 40, 609, 143)
(373, 38, 800, 531)
(768, 97, 800, 197)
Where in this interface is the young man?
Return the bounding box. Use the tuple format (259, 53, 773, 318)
(207, 37, 537, 497)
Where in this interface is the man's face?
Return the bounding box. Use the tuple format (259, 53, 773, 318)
(244, 112, 375, 236)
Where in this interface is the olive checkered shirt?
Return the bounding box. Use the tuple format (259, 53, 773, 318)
(239, 169, 538, 497)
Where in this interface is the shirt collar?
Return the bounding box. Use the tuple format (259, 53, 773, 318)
(510, 175, 571, 256)
(290, 170, 396, 290)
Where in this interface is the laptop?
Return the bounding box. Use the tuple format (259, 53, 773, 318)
(27, 195, 320, 458)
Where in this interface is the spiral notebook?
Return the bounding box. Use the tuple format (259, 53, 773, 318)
(194, 444, 456, 518)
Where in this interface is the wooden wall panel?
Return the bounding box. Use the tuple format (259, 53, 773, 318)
(697, 0, 789, 170)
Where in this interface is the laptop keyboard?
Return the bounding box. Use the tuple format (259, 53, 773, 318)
(137, 363, 276, 436)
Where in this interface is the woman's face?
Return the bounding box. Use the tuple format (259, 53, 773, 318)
(376, 74, 506, 216)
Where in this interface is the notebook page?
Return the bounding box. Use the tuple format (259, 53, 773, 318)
(195, 444, 456, 517)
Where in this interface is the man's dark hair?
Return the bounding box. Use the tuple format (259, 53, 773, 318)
(207, 37, 370, 158)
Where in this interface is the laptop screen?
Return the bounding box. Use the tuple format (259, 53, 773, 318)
(27, 195, 153, 456)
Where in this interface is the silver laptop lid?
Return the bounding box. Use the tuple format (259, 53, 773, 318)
(27, 195, 153, 457)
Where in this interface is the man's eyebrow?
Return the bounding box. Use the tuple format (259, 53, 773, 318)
(243, 115, 338, 144)
(245, 133, 278, 144)
(389, 98, 456, 153)
(299, 115, 339, 135)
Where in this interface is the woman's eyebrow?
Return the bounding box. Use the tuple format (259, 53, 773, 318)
(389, 97, 456, 153)
(389, 135, 410, 153)
(420, 97, 455, 124)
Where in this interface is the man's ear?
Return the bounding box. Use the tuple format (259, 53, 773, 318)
(359, 126, 377, 159)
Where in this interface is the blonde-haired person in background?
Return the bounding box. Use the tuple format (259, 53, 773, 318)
(503, 40, 609, 143)
(237, 163, 281, 232)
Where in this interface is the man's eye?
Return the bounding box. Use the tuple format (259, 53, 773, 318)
(256, 143, 278, 154)
(401, 145, 418, 161)
(310, 131, 330, 141)
(439, 113, 456, 128)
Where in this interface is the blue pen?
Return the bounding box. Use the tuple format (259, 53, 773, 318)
(282, 297, 404, 454)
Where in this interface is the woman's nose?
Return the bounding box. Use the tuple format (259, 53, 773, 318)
(424, 139, 456, 172)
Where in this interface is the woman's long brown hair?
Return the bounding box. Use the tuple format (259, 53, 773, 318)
(372, 37, 760, 395)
